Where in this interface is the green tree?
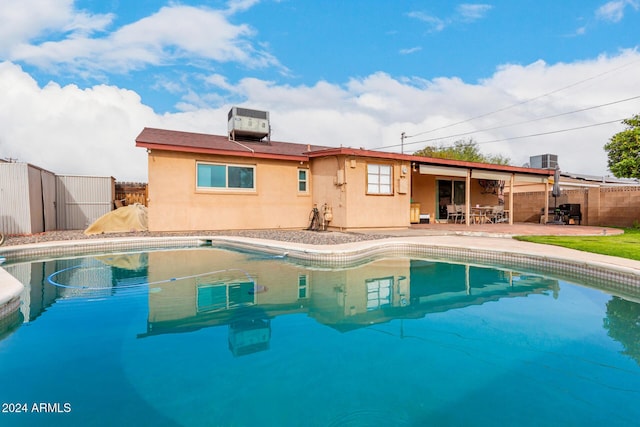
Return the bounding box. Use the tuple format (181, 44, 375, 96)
(413, 138, 510, 165)
(604, 114, 640, 178)
(604, 296, 640, 366)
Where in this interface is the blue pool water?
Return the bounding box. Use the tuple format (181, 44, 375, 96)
(1, 247, 640, 426)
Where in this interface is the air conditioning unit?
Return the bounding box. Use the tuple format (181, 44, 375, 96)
(529, 154, 558, 170)
(228, 107, 270, 141)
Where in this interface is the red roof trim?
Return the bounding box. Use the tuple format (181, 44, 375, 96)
(307, 147, 553, 176)
(136, 141, 309, 162)
(136, 128, 552, 176)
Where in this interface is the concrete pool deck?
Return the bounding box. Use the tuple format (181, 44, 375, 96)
(1, 223, 640, 316)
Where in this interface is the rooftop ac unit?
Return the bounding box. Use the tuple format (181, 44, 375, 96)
(228, 107, 270, 141)
(529, 154, 558, 170)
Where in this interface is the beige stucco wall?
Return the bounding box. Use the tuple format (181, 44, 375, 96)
(410, 172, 437, 220)
(311, 155, 411, 230)
(147, 147, 552, 231)
(147, 150, 313, 231)
(470, 179, 504, 206)
(309, 156, 346, 227)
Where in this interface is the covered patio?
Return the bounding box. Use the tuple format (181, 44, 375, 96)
(409, 158, 556, 226)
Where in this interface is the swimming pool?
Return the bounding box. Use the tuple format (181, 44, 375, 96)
(1, 246, 640, 426)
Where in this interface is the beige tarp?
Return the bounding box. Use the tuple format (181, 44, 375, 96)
(94, 253, 148, 270)
(84, 204, 148, 235)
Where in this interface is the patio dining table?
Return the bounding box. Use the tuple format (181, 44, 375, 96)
(470, 206, 492, 224)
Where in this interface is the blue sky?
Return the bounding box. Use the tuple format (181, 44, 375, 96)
(1, 0, 639, 180)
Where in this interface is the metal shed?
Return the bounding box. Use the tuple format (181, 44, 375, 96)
(0, 162, 56, 235)
(56, 175, 115, 230)
(0, 162, 115, 234)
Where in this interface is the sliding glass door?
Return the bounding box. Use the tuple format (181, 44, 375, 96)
(437, 179, 466, 220)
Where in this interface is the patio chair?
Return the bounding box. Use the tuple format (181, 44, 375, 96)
(489, 205, 506, 223)
(446, 204, 461, 223)
(455, 205, 466, 223)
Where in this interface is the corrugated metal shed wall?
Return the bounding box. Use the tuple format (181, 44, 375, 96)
(1, 163, 58, 234)
(1, 164, 113, 233)
(29, 167, 56, 232)
(27, 165, 44, 233)
(41, 171, 57, 231)
(56, 175, 115, 230)
(0, 163, 31, 234)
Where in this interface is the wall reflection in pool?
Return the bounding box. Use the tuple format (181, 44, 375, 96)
(1, 247, 640, 427)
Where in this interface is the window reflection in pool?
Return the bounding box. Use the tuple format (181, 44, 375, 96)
(1, 247, 640, 427)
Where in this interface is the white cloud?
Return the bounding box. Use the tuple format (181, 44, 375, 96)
(596, 0, 639, 23)
(0, 0, 112, 56)
(408, 3, 492, 32)
(0, 61, 156, 181)
(1, 50, 639, 182)
(5, 3, 283, 76)
(407, 11, 446, 32)
(456, 4, 493, 22)
(204, 74, 239, 92)
(63, 10, 114, 36)
(225, 0, 262, 15)
(399, 46, 422, 55)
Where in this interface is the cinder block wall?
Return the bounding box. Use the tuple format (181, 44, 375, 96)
(507, 192, 546, 223)
(599, 187, 640, 227)
(510, 186, 640, 227)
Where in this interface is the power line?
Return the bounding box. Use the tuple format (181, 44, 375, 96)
(384, 118, 623, 151)
(473, 118, 623, 145)
(398, 57, 640, 140)
(376, 95, 640, 150)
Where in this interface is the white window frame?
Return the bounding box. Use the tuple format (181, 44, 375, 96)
(196, 161, 256, 191)
(298, 274, 309, 299)
(367, 163, 393, 195)
(298, 168, 309, 193)
(196, 281, 256, 313)
(366, 277, 393, 311)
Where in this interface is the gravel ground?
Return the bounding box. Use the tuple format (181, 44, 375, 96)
(1, 229, 391, 247)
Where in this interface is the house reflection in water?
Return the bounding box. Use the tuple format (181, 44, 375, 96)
(227, 307, 271, 357)
(138, 248, 560, 355)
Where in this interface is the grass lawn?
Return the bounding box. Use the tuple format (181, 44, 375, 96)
(514, 228, 640, 261)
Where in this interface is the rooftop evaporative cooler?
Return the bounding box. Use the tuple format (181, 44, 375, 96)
(228, 107, 270, 141)
(529, 154, 558, 170)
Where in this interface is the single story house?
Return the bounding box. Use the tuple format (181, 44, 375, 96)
(135, 125, 554, 232)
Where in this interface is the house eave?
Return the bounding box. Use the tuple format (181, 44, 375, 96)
(137, 142, 309, 162)
(307, 147, 553, 176)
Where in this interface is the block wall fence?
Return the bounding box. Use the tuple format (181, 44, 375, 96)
(508, 186, 640, 227)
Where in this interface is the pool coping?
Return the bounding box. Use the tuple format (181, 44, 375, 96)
(2, 234, 640, 315)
